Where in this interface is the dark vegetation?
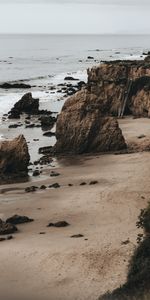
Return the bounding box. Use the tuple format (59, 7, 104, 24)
(99, 204, 150, 300)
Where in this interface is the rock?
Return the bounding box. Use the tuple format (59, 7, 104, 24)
(71, 234, 84, 238)
(87, 56, 94, 59)
(49, 183, 60, 189)
(80, 182, 87, 186)
(8, 124, 22, 128)
(0, 219, 18, 235)
(6, 215, 34, 225)
(8, 93, 39, 118)
(40, 185, 47, 190)
(0, 135, 30, 183)
(50, 171, 60, 177)
(68, 184, 73, 187)
(25, 186, 38, 193)
(89, 180, 98, 185)
(43, 131, 56, 137)
(40, 115, 56, 129)
(138, 134, 146, 139)
(32, 170, 40, 177)
(64, 76, 79, 81)
(47, 221, 70, 227)
(54, 89, 126, 154)
(0, 82, 31, 89)
(39, 146, 53, 155)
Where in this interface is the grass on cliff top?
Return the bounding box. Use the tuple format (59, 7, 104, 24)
(99, 204, 150, 300)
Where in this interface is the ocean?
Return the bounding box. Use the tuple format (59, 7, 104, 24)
(0, 34, 149, 144)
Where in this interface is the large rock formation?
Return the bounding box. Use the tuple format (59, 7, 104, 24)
(54, 90, 126, 154)
(8, 92, 39, 118)
(0, 135, 30, 183)
(54, 57, 150, 154)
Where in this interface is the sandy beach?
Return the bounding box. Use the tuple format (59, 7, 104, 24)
(0, 117, 150, 300)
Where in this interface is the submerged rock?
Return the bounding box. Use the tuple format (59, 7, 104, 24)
(0, 82, 31, 89)
(0, 135, 30, 183)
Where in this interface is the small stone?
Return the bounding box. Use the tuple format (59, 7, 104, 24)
(89, 181, 98, 185)
(137, 134, 146, 139)
(40, 185, 47, 190)
(49, 183, 60, 189)
(80, 182, 87, 186)
(25, 186, 38, 193)
(32, 170, 40, 177)
(71, 234, 84, 238)
(50, 171, 60, 177)
(47, 221, 70, 228)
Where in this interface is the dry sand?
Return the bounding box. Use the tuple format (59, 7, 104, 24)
(0, 117, 150, 300)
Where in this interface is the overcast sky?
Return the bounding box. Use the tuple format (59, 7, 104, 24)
(0, 0, 150, 34)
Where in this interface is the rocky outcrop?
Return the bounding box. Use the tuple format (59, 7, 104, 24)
(8, 92, 39, 118)
(87, 58, 150, 117)
(0, 135, 30, 183)
(54, 90, 126, 154)
(54, 57, 150, 154)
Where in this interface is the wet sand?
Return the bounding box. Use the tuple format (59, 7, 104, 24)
(0, 117, 150, 300)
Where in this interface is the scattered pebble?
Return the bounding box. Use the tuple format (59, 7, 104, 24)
(89, 181, 98, 185)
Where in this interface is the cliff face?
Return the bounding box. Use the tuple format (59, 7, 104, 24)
(87, 59, 150, 117)
(54, 58, 150, 154)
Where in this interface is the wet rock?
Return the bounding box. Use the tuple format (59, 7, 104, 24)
(6, 215, 34, 225)
(0, 82, 31, 89)
(40, 115, 56, 129)
(0, 135, 30, 183)
(8, 124, 22, 128)
(47, 221, 70, 227)
(49, 183, 60, 189)
(8, 93, 39, 118)
(25, 186, 38, 193)
(87, 56, 94, 59)
(39, 146, 53, 155)
(0, 219, 18, 235)
(32, 170, 40, 177)
(64, 76, 79, 81)
(43, 131, 56, 137)
(80, 182, 87, 186)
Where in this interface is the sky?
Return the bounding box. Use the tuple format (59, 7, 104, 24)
(0, 0, 150, 34)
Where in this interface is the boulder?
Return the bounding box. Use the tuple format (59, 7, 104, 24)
(54, 90, 126, 154)
(8, 92, 39, 118)
(0, 135, 30, 183)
